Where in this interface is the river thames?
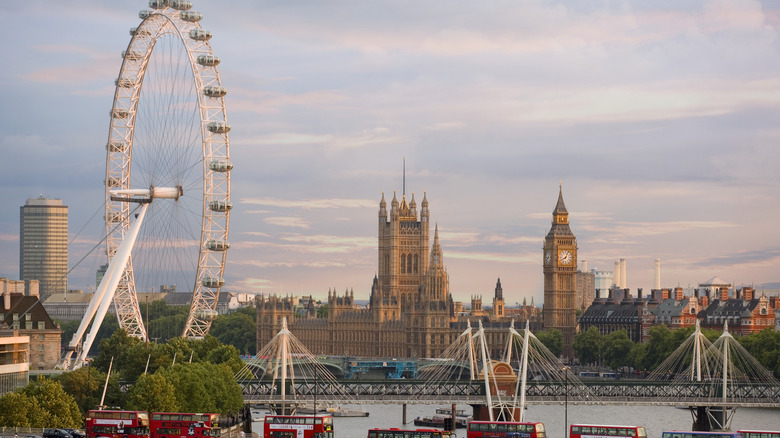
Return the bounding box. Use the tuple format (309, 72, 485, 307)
(252, 404, 779, 438)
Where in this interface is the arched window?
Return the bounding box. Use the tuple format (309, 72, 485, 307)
(407, 254, 412, 274)
(401, 254, 406, 273)
(414, 254, 419, 273)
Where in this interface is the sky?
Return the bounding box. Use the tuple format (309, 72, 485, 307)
(1, 0, 780, 307)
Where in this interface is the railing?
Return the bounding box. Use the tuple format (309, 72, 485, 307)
(0, 427, 45, 437)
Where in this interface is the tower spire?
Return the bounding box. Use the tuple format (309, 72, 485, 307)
(403, 156, 406, 197)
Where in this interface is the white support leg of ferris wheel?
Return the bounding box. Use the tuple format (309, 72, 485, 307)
(62, 187, 181, 369)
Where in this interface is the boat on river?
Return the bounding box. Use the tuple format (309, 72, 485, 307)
(326, 406, 369, 417)
(413, 415, 467, 429)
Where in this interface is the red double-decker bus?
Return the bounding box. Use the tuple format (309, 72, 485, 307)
(264, 415, 333, 438)
(149, 413, 220, 438)
(467, 421, 546, 438)
(85, 410, 150, 438)
(368, 428, 447, 438)
(570, 424, 647, 438)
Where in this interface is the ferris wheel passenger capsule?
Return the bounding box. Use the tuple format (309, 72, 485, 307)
(209, 159, 233, 172)
(197, 55, 220, 67)
(201, 277, 225, 288)
(171, 0, 192, 10)
(149, 0, 169, 9)
(206, 240, 230, 251)
(196, 309, 219, 320)
(107, 141, 128, 153)
(111, 108, 131, 119)
(209, 200, 233, 212)
(115, 78, 137, 88)
(203, 86, 227, 98)
(207, 121, 231, 134)
(122, 50, 143, 60)
(105, 212, 127, 223)
(189, 29, 212, 41)
(180, 10, 202, 22)
(130, 27, 152, 37)
(139, 10, 154, 19)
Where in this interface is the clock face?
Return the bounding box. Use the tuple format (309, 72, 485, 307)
(558, 249, 573, 265)
(545, 250, 552, 265)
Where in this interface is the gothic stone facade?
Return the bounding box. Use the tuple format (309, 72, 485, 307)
(257, 191, 542, 359)
(543, 187, 578, 358)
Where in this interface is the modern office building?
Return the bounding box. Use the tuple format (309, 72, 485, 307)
(20, 196, 68, 301)
(0, 330, 29, 395)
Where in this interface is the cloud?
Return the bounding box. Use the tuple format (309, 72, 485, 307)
(582, 220, 737, 239)
(446, 250, 536, 264)
(265, 217, 309, 229)
(242, 197, 375, 209)
(230, 259, 348, 269)
(697, 248, 780, 268)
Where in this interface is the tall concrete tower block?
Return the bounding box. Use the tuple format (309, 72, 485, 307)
(620, 258, 627, 289)
(543, 186, 577, 358)
(654, 259, 661, 290)
(614, 260, 621, 288)
(20, 196, 68, 300)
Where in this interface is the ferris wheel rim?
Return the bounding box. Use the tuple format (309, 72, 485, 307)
(104, 2, 231, 340)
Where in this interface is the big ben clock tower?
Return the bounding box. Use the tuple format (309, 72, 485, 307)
(543, 185, 577, 358)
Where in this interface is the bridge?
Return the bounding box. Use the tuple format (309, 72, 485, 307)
(240, 378, 780, 407)
(236, 319, 780, 429)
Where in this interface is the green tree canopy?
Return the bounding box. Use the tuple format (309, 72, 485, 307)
(125, 373, 179, 413)
(535, 328, 563, 358)
(210, 311, 257, 356)
(602, 330, 634, 369)
(159, 362, 244, 415)
(56, 365, 121, 415)
(0, 392, 44, 427)
(1, 377, 83, 428)
(573, 327, 604, 366)
(738, 328, 780, 377)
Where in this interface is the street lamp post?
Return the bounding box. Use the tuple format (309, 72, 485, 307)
(564, 366, 569, 438)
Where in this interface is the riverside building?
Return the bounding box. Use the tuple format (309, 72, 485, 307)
(256, 189, 544, 359)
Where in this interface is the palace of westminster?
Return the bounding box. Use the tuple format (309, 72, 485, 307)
(256, 186, 581, 359)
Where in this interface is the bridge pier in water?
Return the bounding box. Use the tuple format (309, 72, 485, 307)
(689, 406, 735, 432)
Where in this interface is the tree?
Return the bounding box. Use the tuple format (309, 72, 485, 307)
(13, 377, 83, 428)
(160, 362, 244, 415)
(210, 311, 257, 356)
(126, 373, 179, 413)
(0, 392, 44, 427)
(602, 330, 634, 370)
(535, 329, 563, 358)
(316, 304, 328, 318)
(56, 365, 110, 414)
(573, 327, 603, 366)
(738, 328, 780, 377)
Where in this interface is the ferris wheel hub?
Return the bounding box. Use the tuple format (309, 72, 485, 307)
(110, 185, 183, 202)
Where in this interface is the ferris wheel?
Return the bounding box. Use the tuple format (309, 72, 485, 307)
(60, 0, 231, 369)
(103, 0, 231, 340)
